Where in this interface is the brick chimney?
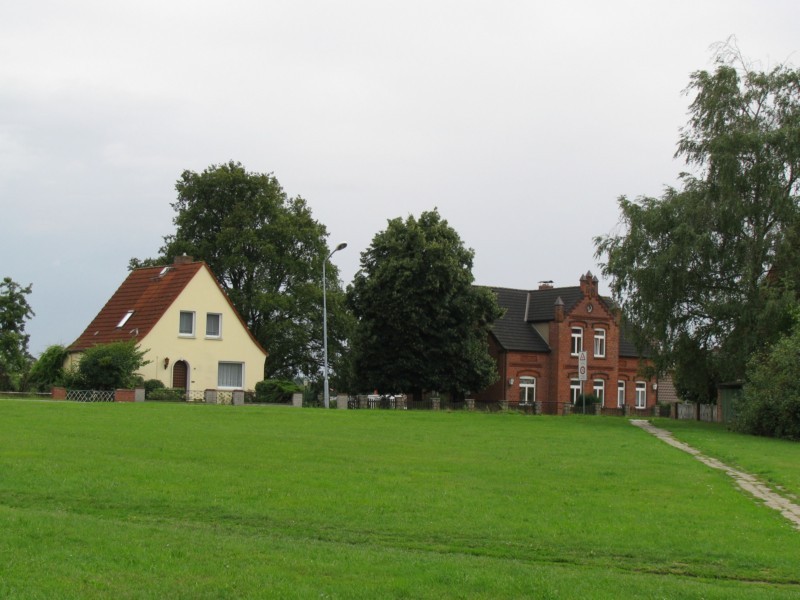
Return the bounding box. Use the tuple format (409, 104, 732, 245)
(538, 280, 554, 290)
(174, 254, 194, 265)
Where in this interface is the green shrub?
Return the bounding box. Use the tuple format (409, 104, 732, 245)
(76, 341, 150, 390)
(254, 379, 301, 403)
(148, 388, 185, 402)
(144, 379, 165, 395)
(27, 345, 69, 392)
(736, 308, 800, 440)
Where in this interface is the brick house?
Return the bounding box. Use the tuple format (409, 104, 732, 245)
(474, 271, 656, 410)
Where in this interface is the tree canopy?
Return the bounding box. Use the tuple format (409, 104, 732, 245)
(595, 47, 800, 401)
(0, 277, 34, 391)
(346, 209, 501, 399)
(133, 161, 351, 381)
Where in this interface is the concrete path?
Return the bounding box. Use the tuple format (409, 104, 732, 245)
(630, 419, 800, 530)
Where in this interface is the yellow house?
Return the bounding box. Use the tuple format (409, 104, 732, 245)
(67, 256, 268, 392)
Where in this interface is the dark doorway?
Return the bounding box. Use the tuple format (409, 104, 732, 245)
(172, 360, 188, 389)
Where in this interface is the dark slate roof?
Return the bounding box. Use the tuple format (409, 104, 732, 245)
(488, 288, 550, 352)
(618, 322, 651, 358)
(525, 286, 583, 321)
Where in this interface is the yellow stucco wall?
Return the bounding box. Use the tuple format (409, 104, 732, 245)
(136, 266, 267, 391)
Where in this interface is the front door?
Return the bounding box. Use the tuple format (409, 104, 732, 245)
(172, 360, 188, 389)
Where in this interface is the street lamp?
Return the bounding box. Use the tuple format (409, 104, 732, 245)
(323, 241, 347, 408)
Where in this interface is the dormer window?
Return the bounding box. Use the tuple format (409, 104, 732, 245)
(116, 310, 134, 329)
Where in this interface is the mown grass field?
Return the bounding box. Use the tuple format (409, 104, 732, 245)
(1, 400, 798, 599)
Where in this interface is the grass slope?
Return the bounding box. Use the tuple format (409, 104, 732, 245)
(1, 401, 798, 598)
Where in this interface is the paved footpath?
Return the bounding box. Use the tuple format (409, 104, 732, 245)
(630, 419, 800, 530)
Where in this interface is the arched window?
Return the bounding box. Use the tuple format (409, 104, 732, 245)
(571, 327, 583, 356)
(593, 328, 606, 358)
(593, 379, 605, 404)
(519, 376, 536, 404)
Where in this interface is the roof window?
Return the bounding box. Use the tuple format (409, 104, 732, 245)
(117, 310, 135, 329)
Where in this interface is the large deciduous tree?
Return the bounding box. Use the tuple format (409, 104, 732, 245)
(0, 277, 34, 390)
(595, 47, 800, 401)
(134, 161, 349, 380)
(347, 209, 501, 400)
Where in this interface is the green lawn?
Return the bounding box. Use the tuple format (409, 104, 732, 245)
(1, 400, 798, 599)
(653, 417, 800, 501)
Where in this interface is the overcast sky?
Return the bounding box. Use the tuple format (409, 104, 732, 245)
(2, 1, 798, 357)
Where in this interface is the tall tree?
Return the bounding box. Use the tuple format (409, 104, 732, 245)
(595, 46, 800, 400)
(347, 209, 501, 400)
(0, 277, 34, 391)
(135, 161, 350, 380)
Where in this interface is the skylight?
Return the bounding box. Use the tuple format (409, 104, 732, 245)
(117, 310, 134, 328)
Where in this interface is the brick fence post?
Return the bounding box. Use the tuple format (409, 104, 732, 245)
(115, 389, 135, 402)
(205, 389, 218, 404)
(51, 387, 66, 400)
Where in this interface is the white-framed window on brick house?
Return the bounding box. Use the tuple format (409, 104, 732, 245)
(593, 379, 605, 404)
(218, 362, 243, 389)
(179, 311, 195, 336)
(519, 376, 536, 404)
(617, 380, 625, 407)
(635, 381, 647, 408)
(570, 327, 583, 356)
(206, 313, 222, 338)
(570, 379, 582, 404)
(594, 328, 606, 358)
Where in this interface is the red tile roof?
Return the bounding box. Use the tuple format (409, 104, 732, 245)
(68, 261, 266, 356)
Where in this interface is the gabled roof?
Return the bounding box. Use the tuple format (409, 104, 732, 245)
(68, 260, 266, 355)
(490, 288, 550, 352)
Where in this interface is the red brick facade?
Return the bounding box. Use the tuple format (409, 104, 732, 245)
(475, 272, 656, 408)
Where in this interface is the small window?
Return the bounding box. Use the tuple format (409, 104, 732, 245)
(218, 362, 243, 388)
(206, 313, 222, 338)
(179, 311, 195, 336)
(519, 376, 536, 404)
(593, 328, 606, 358)
(593, 379, 605, 404)
(570, 379, 582, 404)
(116, 310, 134, 329)
(570, 327, 583, 356)
(635, 381, 647, 408)
(617, 381, 625, 408)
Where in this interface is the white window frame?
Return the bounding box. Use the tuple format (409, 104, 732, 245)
(206, 313, 222, 338)
(617, 380, 625, 408)
(570, 327, 583, 356)
(593, 328, 606, 358)
(570, 379, 582, 404)
(593, 379, 605, 405)
(635, 381, 647, 408)
(218, 362, 244, 389)
(179, 311, 195, 337)
(519, 376, 536, 404)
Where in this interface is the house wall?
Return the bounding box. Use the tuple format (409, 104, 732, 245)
(137, 267, 267, 391)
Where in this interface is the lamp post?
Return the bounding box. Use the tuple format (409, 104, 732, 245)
(323, 241, 347, 408)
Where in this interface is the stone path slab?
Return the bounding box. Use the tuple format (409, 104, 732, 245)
(630, 419, 800, 530)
